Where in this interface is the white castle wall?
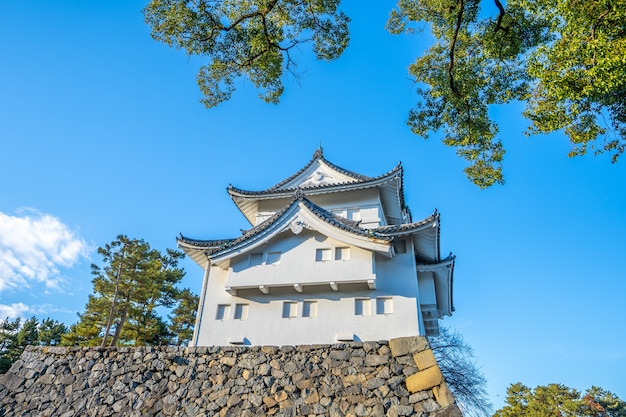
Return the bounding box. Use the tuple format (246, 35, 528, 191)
(194, 232, 422, 347)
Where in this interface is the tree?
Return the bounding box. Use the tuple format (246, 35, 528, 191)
(145, 1, 626, 187)
(494, 383, 626, 417)
(62, 236, 186, 347)
(168, 288, 199, 346)
(143, 0, 350, 108)
(429, 326, 492, 417)
(0, 317, 68, 374)
(388, 0, 626, 187)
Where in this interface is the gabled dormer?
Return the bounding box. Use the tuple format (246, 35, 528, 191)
(227, 148, 408, 228)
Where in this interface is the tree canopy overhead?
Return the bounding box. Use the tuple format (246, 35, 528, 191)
(389, 0, 626, 187)
(144, 0, 626, 187)
(144, 0, 350, 108)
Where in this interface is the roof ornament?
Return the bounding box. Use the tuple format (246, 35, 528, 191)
(290, 221, 305, 235)
(313, 146, 324, 159)
(294, 188, 305, 200)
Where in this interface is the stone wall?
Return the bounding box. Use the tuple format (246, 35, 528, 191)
(0, 336, 462, 417)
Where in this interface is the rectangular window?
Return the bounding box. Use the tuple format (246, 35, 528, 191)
(234, 304, 249, 320)
(347, 209, 361, 221)
(331, 209, 346, 218)
(376, 297, 394, 315)
(315, 248, 332, 261)
(282, 301, 298, 318)
(216, 304, 230, 320)
(355, 298, 371, 316)
(335, 247, 350, 260)
(395, 239, 407, 254)
(267, 251, 281, 265)
(302, 301, 318, 318)
(249, 253, 263, 266)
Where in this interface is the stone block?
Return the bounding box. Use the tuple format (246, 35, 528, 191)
(364, 354, 389, 366)
(274, 390, 288, 402)
(433, 382, 455, 408)
(413, 349, 437, 370)
(263, 396, 277, 408)
(405, 366, 443, 393)
(304, 389, 319, 404)
(431, 404, 463, 417)
(389, 337, 429, 357)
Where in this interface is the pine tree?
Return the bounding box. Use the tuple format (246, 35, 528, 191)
(62, 235, 186, 347)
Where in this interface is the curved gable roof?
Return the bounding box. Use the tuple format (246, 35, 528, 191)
(228, 151, 406, 226)
(268, 148, 371, 190)
(178, 192, 395, 268)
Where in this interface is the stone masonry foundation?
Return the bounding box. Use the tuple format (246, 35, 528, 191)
(0, 336, 462, 417)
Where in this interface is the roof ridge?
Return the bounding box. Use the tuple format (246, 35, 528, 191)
(267, 149, 373, 191)
(179, 191, 395, 256)
(228, 163, 403, 197)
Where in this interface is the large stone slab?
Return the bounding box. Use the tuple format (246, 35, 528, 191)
(389, 337, 429, 357)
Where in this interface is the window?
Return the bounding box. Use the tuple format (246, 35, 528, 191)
(347, 209, 361, 221)
(315, 248, 332, 261)
(355, 298, 371, 316)
(376, 297, 393, 315)
(335, 247, 350, 260)
(282, 301, 298, 318)
(395, 239, 407, 254)
(302, 301, 318, 318)
(267, 252, 281, 265)
(249, 253, 263, 266)
(234, 304, 249, 320)
(216, 304, 230, 320)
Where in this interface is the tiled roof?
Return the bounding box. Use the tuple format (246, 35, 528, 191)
(267, 148, 372, 191)
(228, 163, 403, 196)
(371, 210, 439, 234)
(177, 192, 395, 258)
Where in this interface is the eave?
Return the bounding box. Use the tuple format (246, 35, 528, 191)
(229, 164, 405, 226)
(178, 193, 394, 269)
(373, 211, 441, 263)
(417, 255, 455, 317)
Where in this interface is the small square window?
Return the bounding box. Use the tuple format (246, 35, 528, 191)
(282, 301, 298, 318)
(347, 209, 361, 221)
(395, 239, 407, 254)
(335, 247, 350, 260)
(234, 304, 249, 320)
(331, 209, 346, 218)
(302, 301, 318, 318)
(267, 252, 281, 265)
(216, 304, 230, 320)
(376, 297, 393, 315)
(355, 298, 371, 316)
(315, 248, 332, 261)
(249, 253, 263, 266)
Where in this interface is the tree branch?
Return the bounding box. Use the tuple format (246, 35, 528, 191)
(449, 0, 464, 97)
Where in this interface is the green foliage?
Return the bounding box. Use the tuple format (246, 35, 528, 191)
(168, 288, 199, 346)
(145, 1, 625, 186)
(0, 317, 68, 374)
(391, 0, 626, 187)
(494, 383, 626, 417)
(62, 235, 187, 347)
(144, 0, 350, 108)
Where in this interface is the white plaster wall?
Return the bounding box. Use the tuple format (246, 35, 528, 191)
(256, 189, 384, 227)
(226, 231, 374, 289)
(195, 234, 423, 347)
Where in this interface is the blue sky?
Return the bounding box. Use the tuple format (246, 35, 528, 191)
(1, 0, 624, 409)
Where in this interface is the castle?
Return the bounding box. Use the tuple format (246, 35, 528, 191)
(178, 149, 455, 346)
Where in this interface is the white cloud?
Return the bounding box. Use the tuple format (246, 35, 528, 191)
(0, 302, 30, 319)
(0, 209, 90, 293)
